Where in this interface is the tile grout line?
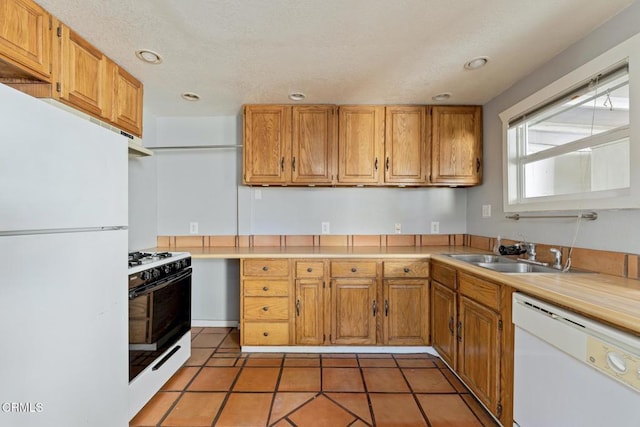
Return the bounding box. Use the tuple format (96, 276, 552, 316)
(393, 354, 434, 427)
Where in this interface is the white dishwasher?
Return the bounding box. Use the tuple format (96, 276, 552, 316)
(512, 292, 640, 427)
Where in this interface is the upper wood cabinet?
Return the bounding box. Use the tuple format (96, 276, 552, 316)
(0, 0, 52, 81)
(431, 106, 482, 186)
(111, 60, 143, 136)
(384, 106, 429, 185)
(292, 105, 337, 184)
(337, 105, 385, 184)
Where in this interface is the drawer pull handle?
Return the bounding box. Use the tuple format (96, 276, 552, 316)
(263, 332, 269, 337)
(372, 300, 377, 316)
(456, 321, 462, 342)
(262, 306, 269, 311)
(351, 267, 357, 273)
(262, 286, 269, 291)
(384, 299, 389, 317)
(404, 267, 410, 273)
(307, 267, 313, 273)
(448, 317, 454, 336)
(262, 266, 269, 271)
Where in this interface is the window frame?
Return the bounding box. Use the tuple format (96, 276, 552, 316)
(500, 33, 640, 213)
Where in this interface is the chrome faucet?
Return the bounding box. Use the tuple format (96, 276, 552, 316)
(550, 248, 562, 269)
(526, 243, 537, 261)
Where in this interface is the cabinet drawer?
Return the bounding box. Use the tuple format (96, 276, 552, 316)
(383, 260, 429, 278)
(243, 259, 290, 277)
(243, 280, 289, 297)
(431, 262, 456, 289)
(244, 297, 289, 320)
(243, 322, 290, 345)
(459, 272, 501, 311)
(331, 260, 377, 277)
(295, 261, 325, 278)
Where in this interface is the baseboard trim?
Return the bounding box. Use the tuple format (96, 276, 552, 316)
(241, 345, 439, 355)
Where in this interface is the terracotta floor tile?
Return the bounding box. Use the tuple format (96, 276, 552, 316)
(395, 358, 436, 368)
(130, 391, 180, 427)
(288, 394, 356, 427)
(220, 332, 240, 349)
(441, 367, 469, 393)
(285, 353, 319, 358)
(358, 358, 397, 367)
(187, 367, 240, 391)
(357, 353, 393, 358)
(184, 348, 214, 366)
(284, 358, 320, 367)
(160, 367, 199, 391)
(271, 419, 295, 427)
(461, 394, 500, 427)
(233, 367, 280, 391)
(394, 353, 437, 359)
(160, 392, 225, 426)
(191, 333, 226, 348)
(190, 327, 203, 335)
(205, 357, 238, 367)
(200, 326, 233, 333)
(278, 367, 321, 391)
(369, 394, 427, 427)
(245, 357, 283, 367)
(326, 393, 372, 424)
(322, 358, 359, 367)
(323, 368, 365, 392)
(322, 353, 356, 358)
(350, 420, 369, 427)
(403, 368, 455, 393)
(362, 367, 410, 392)
(269, 392, 318, 423)
(417, 394, 483, 426)
(250, 352, 285, 358)
(215, 392, 273, 427)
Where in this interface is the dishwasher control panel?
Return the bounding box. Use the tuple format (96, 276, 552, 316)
(587, 336, 640, 393)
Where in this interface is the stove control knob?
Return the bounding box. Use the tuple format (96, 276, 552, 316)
(163, 265, 172, 274)
(152, 268, 161, 279)
(140, 271, 150, 281)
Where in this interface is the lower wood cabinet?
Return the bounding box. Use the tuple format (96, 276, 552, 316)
(331, 277, 377, 344)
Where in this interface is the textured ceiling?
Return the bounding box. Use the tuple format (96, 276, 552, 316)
(36, 0, 634, 117)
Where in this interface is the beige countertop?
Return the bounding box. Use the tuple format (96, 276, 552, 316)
(162, 245, 640, 336)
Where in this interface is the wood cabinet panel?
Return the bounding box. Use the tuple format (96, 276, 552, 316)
(244, 296, 289, 320)
(430, 281, 457, 368)
(459, 272, 501, 311)
(384, 106, 428, 184)
(458, 295, 501, 415)
(330, 260, 377, 277)
(337, 105, 384, 184)
(383, 279, 429, 345)
(112, 62, 143, 136)
(331, 278, 377, 344)
(0, 0, 51, 80)
(243, 322, 290, 345)
(242, 259, 290, 277)
(291, 105, 336, 184)
(295, 260, 325, 278)
(243, 280, 289, 297)
(431, 261, 456, 289)
(431, 106, 482, 186)
(383, 260, 429, 278)
(243, 105, 292, 184)
(295, 279, 325, 345)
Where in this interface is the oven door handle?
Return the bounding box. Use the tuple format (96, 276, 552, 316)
(129, 269, 192, 299)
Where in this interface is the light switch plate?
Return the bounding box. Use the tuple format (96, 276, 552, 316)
(189, 222, 199, 234)
(395, 223, 402, 234)
(430, 221, 440, 234)
(482, 204, 492, 218)
(321, 222, 330, 234)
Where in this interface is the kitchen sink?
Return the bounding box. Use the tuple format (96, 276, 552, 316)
(446, 254, 515, 263)
(475, 262, 561, 274)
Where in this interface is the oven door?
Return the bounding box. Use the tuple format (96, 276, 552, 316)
(129, 268, 192, 350)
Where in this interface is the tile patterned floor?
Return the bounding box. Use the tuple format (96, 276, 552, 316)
(130, 327, 499, 427)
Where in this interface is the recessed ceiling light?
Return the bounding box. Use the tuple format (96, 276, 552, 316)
(135, 49, 162, 64)
(181, 92, 200, 101)
(464, 56, 489, 70)
(288, 92, 306, 101)
(432, 92, 452, 101)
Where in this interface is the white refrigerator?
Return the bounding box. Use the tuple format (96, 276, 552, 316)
(0, 84, 128, 426)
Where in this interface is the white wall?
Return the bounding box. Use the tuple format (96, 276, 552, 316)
(468, 1, 640, 254)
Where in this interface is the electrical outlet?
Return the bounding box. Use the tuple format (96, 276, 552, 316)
(430, 221, 440, 234)
(321, 222, 330, 234)
(254, 189, 262, 200)
(394, 223, 402, 234)
(482, 204, 492, 218)
(189, 222, 199, 234)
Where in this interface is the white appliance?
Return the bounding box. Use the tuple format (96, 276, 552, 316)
(0, 84, 128, 426)
(512, 292, 640, 427)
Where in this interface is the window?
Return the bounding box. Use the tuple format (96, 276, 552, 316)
(500, 33, 640, 212)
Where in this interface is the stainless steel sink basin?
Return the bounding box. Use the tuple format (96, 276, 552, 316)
(475, 262, 561, 274)
(446, 254, 515, 263)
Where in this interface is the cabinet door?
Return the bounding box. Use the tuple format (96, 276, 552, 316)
(0, 0, 51, 80)
(291, 105, 336, 185)
(431, 106, 482, 186)
(337, 105, 384, 184)
(457, 295, 501, 414)
(112, 62, 143, 136)
(383, 279, 429, 345)
(243, 105, 292, 184)
(330, 278, 377, 344)
(431, 281, 457, 367)
(56, 24, 109, 118)
(384, 106, 428, 184)
(295, 279, 324, 345)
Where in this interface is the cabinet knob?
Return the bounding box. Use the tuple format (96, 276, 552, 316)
(263, 332, 269, 337)
(351, 267, 357, 273)
(307, 267, 313, 273)
(262, 306, 269, 311)
(403, 267, 410, 273)
(262, 286, 269, 291)
(262, 266, 269, 271)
